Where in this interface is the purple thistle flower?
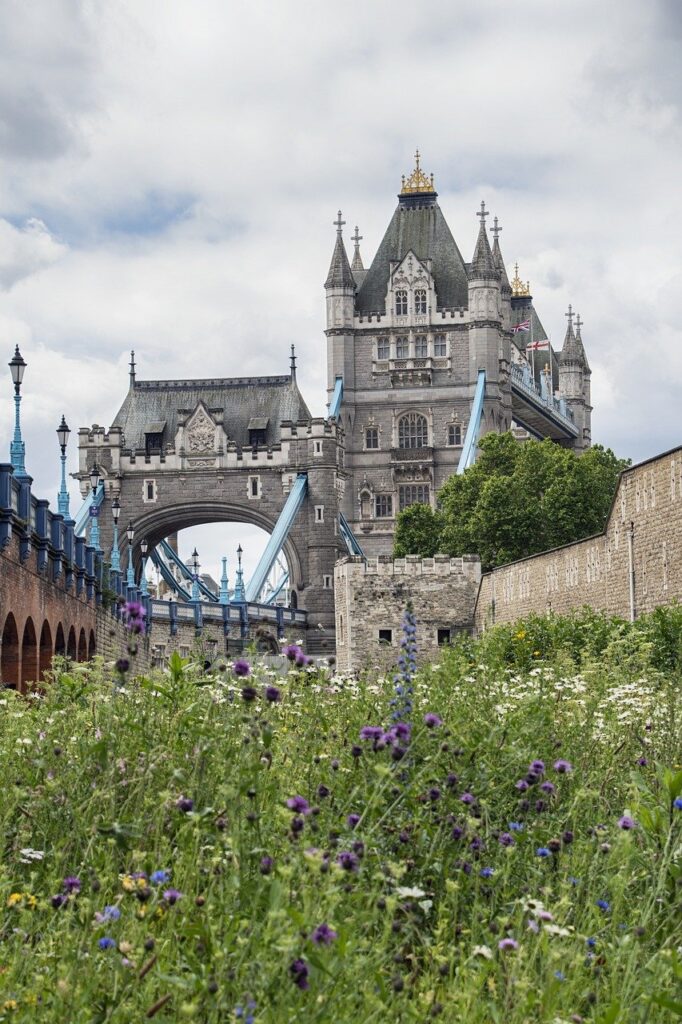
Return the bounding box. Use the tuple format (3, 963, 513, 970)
(283, 643, 302, 662)
(163, 888, 182, 905)
(241, 686, 257, 702)
(637, 756, 648, 767)
(233, 659, 251, 678)
(360, 726, 383, 741)
(289, 958, 309, 990)
(51, 893, 66, 909)
(310, 922, 337, 945)
(176, 796, 194, 813)
(336, 850, 359, 871)
(498, 832, 515, 847)
(428, 787, 441, 802)
(295, 652, 313, 668)
(63, 876, 81, 894)
(423, 712, 442, 728)
(391, 722, 411, 742)
(115, 658, 130, 673)
(286, 795, 311, 815)
(291, 816, 305, 834)
(540, 781, 556, 794)
(515, 779, 529, 792)
(260, 856, 273, 875)
(265, 685, 281, 703)
(498, 938, 519, 952)
(317, 784, 330, 799)
(618, 815, 637, 830)
(451, 825, 465, 841)
(460, 792, 475, 805)
(530, 760, 545, 774)
(553, 759, 573, 773)
(98, 936, 116, 950)
(346, 813, 360, 828)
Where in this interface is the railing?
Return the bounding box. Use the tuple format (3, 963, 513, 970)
(510, 363, 575, 429)
(391, 446, 434, 462)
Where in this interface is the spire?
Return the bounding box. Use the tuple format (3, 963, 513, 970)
(574, 312, 591, 372)
(350, 226, 364, 273)
(219, 556, 229, 605)
(324, 211, 355, 290)
(559, 304, 581, 365)
(469, 201, 498, 279)
(491, 216, 511, 293)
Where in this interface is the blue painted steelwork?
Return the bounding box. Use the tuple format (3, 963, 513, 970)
(126, 542, 135, 589)
(339, 511, 364, 556)
(457, 370, 486, 474)
(245, 473, 308, 602)
(263, 570, 289, 604)
(157, 537, 218, 602)
(329, 376, 343, 419)
(74, 484, 104, 537)
(57, 448, 70, 518)
(149, 547, 193, 601)
(110, 520, 121, 571)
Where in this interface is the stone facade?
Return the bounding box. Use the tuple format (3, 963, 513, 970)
(474, 445, 682, 628)
(334, 554, 481, 674)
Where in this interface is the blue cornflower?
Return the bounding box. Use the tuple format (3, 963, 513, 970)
(674, 797, 682, 810)
(103, 905, 120, 921)
(536, 847, 551, 858)
(554, 970, 565, 981)
(479, 867, 494, 878)
(509, 821, 524, 832)
(98, 936, 116, 950)
(596, 899, 610, 912)
(150, 870, 170, 885)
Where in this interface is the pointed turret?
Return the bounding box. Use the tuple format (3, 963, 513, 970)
(574, 312, 590, 372)
(325, 211, 355, 290)
(558, 305, 591, 451)
(559, 304, 582, 365)
(491, 217, 511, 294)
(469, 201, 498, 280)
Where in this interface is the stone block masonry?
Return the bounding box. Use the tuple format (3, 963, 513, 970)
(474, 445, 682, 629)
(335, 554, 481, 675)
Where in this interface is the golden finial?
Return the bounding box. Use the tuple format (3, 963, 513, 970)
(400, 148, 436, 194)
(511, 262, 531, 297)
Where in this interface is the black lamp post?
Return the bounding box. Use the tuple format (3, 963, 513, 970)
(9, 346, 28, 479)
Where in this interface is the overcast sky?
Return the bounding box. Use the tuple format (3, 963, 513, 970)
(1, 0, 680, 583)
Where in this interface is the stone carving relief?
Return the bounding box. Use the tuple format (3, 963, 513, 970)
(186, 406, 216, 454)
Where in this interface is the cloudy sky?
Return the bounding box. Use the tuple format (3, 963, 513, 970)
(1, 0, 680, 583)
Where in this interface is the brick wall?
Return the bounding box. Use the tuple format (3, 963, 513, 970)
(474, 445, 682, 628)
(334, 554, 481, 674)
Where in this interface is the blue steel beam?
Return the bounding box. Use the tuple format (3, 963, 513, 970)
(74, 483, 104, 537)
(149, 548, 193, 602)
(339, 511, 364, 557)
(245, 473, 308, 602)
(157, 537, 218, 602)
(263, 570, 289, 605)
(328, 376, 343, 419)
(457, 370, 486, 474)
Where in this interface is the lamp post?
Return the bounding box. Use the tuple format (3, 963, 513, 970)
(56, 415, 71, 517)
(191, 547, 200, 601)
(234, 543, 245, 602)
(111, 496, 121, 572)
(8, 346, 28, 479)
(89, 461, 102, 551)
(140, 537, 149, 595)
(126, 520, 135, 589)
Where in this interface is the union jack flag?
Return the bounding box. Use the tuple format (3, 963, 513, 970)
(512, 319, 530, 333)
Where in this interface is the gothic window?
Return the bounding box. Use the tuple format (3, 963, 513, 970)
(365, 427, 379, 450)
(398, 412, 428, 449)
(415, 335, 427, 358)
(448, 424, 462, 446)
(434, 334, 447, 357)
(414, 289, 427, 315)
(399, 484, 430, 510)
(248, 475, 261, 499)
(375, 494, 393, 518)
(395, 290, 408, 316)
(143, 479, 157, 503)
(360, 492, 371, 519)
(396, 336, 409, 359)
(377, 337, 390, 360)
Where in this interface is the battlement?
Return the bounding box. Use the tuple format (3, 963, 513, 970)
(337, 553, 481, 580)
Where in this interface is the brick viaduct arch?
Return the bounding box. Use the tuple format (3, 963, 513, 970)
(0, 610, 95, 691)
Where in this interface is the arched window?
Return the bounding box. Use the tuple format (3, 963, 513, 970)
(395, 290, 408, 316)
(398, 413, 428, 449)
(377, 337, 389, 360)
(415, 335, 427, 358)
(365, 427, 379, 450)
(414, 289, 427, 315)
(448, 423, 462, 446)
(360, 490, 371, 519)
(396, 336, 409, 359)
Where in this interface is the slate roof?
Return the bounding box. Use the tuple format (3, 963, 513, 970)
(356, 194, 469, 313)
(469, 218, 498, 280)
(111, 375, 311, 450)
(325, 232, 355, 290)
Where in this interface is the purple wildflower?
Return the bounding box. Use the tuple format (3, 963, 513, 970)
(289, 958, 309, 990)
(460, 792, 475, 805)
(479, 867, 494, 878)
(336, 850, 359, 871)
(428, 787, 441, 802)
(530, 760, 545, 774)
(176, 796, 194, 813)
(451, 825, 465, 841)
(498, 938, 519, 952)
(347, 813, 360, 828)
(51, 893, 66, 909)
(618, 815, 636, 830)
(286, 795, 311, 815)
(424, 712, 442, 728)
(310, 923, 337, 945)
(265, 685, 281, 703)
(360, 726, 383, 742)
(515, 779, 529, 792)
(295, 652, 313, 668)
(115, 658, 130, 673)
(241, 686, 257, 702)
(553, 759, 573, 773)
(233, 659, 251, 678)
(283, 644, 301, 662)
(123, 601, 146, 635)
(540, 781, 556, 795)
(63, 876, 81, 894)
(260, 856, 273, 875)
(163, 888, 182, 905)
(498, 832, 515, 847)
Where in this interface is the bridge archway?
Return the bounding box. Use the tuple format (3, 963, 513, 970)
(39, 621, 53, 682)
(88, 630, 96, 659)
(77, 628, 87, 662)
(20, 617, 38, 691)
(1, 613, 19, 689)
(67, 626, 77, 661)
(55, 623, 66, 657)
(129, 501, 305, 597)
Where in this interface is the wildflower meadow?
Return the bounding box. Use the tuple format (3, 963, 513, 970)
(0, 606, 681, 1022)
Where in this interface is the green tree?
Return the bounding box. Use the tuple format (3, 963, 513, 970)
(393, 432, 629, 570)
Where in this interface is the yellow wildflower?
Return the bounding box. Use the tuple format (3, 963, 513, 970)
(2, 1000, 18, 1011)
(121, 875, 136, 893)
(25, 894, 38, 910)
(6, 893, 22, 908)
(515, 630, 526, 640)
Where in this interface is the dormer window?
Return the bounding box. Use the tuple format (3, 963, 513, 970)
(247, 417, 268, 447)
(414, 289, 427, 315)
(144, 420, 166, 455)
(395, 290, 408, 316)
(396, 336, 409, 359)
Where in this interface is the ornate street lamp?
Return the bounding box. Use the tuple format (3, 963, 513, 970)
(234, 543, 245, 602)
(140, 537, 149, 595)
(8, 346, 28, 479)
(56, 415, 71, 517)
(126, 520, 135, 588)
(110, 496, 121, 572)
(191, 547, 200, 601)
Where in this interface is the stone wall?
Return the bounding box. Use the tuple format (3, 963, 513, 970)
(334, 554, 481, 674)
(474, 445, 682, 628)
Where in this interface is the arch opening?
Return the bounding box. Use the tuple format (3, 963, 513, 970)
(77, 628, 87, 663)
(39, 620, 53, 683)
(55, 623, 66, 657)
(88, 630, 96, 659)
(1, 613, 19, 689)
(20, 617, 38, 692)
(67, 626, 77, 661)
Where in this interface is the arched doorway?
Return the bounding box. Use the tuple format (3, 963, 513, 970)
(1, 613, 19, 689)
(67, 626, 77, 661)
(55, 623, 66, 657)
(39, 621, 53, 682)
(20, 618, 38, 691)
(77, 628, 87, 662)
(88, 630, 96, 659)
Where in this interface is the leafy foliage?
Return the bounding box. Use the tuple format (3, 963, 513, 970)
(394, 432, 629, 569)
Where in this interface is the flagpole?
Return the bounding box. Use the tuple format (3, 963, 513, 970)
(530, 310, 535, 383)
